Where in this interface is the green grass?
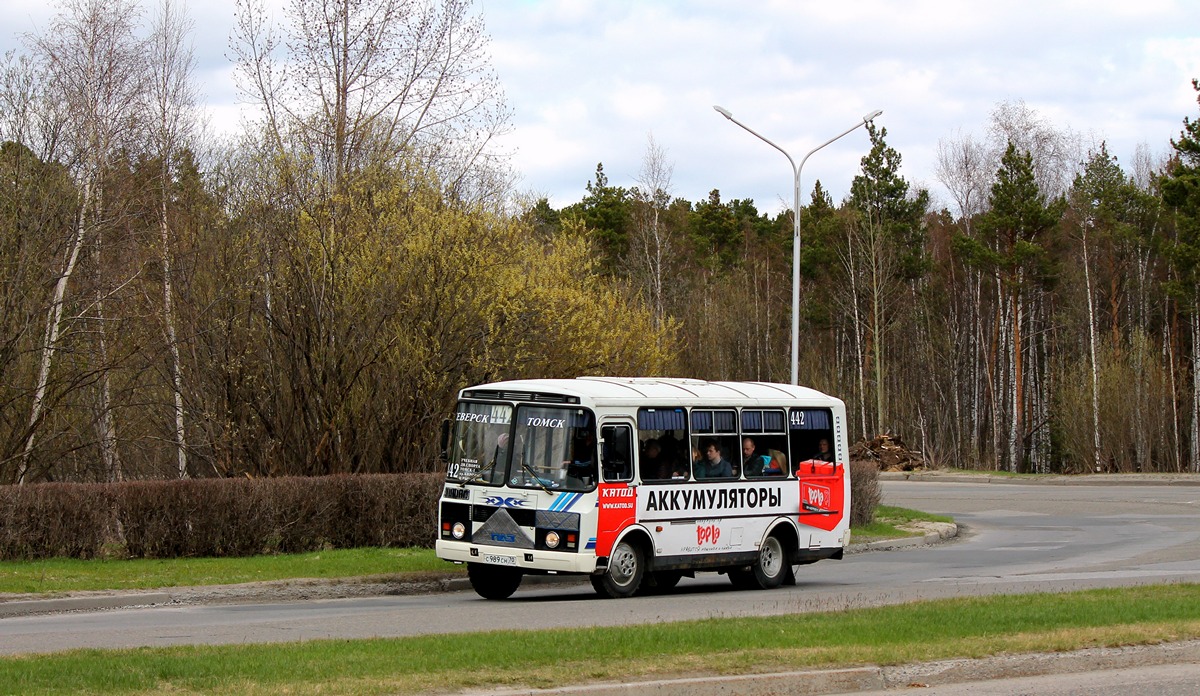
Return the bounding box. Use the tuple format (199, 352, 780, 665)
(852, 505, 953, 541)
(2, 584, 1199, 694)
(0, 547, 458, 595)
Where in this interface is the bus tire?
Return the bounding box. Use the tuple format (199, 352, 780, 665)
(467, 563, 523, 600)
(727, 568, 757, 590)
(751, 535, 788, 589)
(639, 570, 683, 595)
(591, 539, 644, 598)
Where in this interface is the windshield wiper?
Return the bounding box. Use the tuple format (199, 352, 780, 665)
(516, 458, 556, 494)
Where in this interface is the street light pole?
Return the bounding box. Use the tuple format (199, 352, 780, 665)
(713, 106, 882, 386)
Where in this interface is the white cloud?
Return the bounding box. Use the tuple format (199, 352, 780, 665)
(3, 0, 1200, 214)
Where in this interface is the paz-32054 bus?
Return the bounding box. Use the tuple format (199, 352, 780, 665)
(435, 377, 849, 599)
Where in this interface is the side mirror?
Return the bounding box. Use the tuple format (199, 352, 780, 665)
(438, 418, 450, 462)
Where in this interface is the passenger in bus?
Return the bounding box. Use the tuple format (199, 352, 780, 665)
(565, 430, 597, 479)
(741, 437, 771, 477)
(695, 439, 733, 479)
(641, 438, 669, 480)
(490, 433, 509, 469)
(812, 437, 835, 463)
(764, 449, 787, 475)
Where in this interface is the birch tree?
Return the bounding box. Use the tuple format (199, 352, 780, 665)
(148, 0, 197, 479)
(629, 134, 675, 329)
(19, 0, 146, 484)
(230, 0, 511, 201)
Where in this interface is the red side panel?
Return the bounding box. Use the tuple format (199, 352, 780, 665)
(595, 484, 637, 556)
(796, 460, 846, 532)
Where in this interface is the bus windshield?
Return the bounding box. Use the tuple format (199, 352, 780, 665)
(446, 402, 512, 485)
(508, 405, 596, 490)
(445, 402, 597, 491)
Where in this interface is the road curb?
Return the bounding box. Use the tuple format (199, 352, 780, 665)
(0, 592, 171, 618)
(848, 522, 958, 554)
(471, 666, 886, 696)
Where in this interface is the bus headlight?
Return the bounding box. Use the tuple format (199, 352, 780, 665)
(451, 522, 466, 540)
(545, 531, 561, 549)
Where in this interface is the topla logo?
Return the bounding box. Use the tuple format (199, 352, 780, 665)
(696, 524, 721, 545)
(483, 496, 528, 508)
(802, 483, 830, 510)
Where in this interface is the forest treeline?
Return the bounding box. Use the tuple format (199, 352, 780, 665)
(4, 0, 1200, 484)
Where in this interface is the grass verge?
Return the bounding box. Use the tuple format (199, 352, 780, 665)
(0, 548, 456, 595)
(2, 584, 1199, 694)
(852, 505, 953, 541)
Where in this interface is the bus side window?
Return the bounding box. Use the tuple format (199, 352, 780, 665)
(601, 425, 633, 483)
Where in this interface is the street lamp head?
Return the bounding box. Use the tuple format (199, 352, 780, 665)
(864, 109, 883, 123)
(713, 105, 733, 120)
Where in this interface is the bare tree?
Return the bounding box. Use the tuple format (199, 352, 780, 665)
(629, 133, 674, 328)
(935, 129, 994, 225)
(988, 100, 1082, 200)
(18, 0, 147, 484)
(148, 0, 197, 479)
(834, 215, 903, 435)
(230, 0, 511, 200)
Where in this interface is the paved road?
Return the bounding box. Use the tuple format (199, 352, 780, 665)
(3, 479, 1200, 657)
(845, 661, 1200, 696)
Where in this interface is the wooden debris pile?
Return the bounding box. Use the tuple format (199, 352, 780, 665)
(849, 433, 926, 471)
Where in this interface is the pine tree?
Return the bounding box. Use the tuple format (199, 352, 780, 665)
(975, 142, 1061, 471)
(849, 122, 931, 281)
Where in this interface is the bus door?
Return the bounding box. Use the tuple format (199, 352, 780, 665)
(789, 407, 844, 533)
(595, 419, 636, 557)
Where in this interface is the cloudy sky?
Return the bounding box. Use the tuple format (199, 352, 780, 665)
(4, 0, 1200, 215)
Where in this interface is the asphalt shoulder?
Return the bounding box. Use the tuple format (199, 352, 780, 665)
(880, 470, 1200, 486)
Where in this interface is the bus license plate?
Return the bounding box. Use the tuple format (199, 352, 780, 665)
(483, 554, 517, 566)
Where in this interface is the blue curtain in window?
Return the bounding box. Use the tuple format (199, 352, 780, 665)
(639, 409, 686, 431)
(741, 410, 762, 432)
(789, 408, 831, 430)
(763, 410, 785, 432)
(714, 411, 736, 433)
(690, 410, 713, 432)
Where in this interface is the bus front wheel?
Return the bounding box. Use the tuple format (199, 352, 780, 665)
(591, 540, 644, 598)
(467, 563, 523, 600)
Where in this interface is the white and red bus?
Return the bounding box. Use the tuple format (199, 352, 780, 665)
(436, 377, 850, 599)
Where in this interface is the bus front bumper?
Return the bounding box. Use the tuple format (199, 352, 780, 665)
(436, 540, 601, 575)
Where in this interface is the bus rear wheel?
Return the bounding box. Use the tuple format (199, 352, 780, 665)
(467, 563, 523, 600)
(752, 535, 787, 589)
(591, 539, 644, 598)
(729, 535, 788, 590)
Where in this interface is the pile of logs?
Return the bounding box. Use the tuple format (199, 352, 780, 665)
(849, 433, 926, 471)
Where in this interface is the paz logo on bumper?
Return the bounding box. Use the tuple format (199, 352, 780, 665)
(483, 496, 528, 508)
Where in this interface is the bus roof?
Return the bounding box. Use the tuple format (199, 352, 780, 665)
(460, 377, 843, 408)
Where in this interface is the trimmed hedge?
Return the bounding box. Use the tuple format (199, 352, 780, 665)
(0, 473, 442, 561)
(1, 469, 883, 561)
